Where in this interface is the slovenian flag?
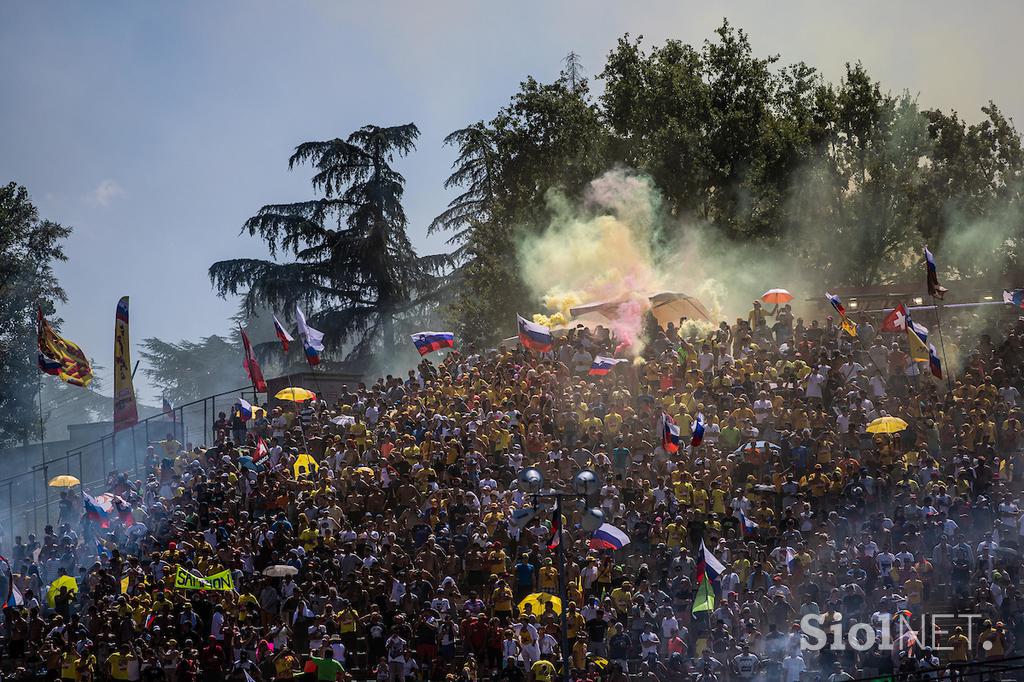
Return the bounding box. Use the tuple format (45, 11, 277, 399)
(589, 356, 627, 376)
(83, 493, 112, 527)
(691, 413, 705, 448)
(411, 332, 455, 356)
(825, 292, 846, 317)
(517, 315, 553, 353)
(272, 314, 293, 352)
(37, 354, 62, 376)
(696, 540, 726, 583)
(928, 344, 943, 380)
(1003, 290, 1024, 309)
(661, 413, 680, 453)
(238, 398, 254, 422)
(588, 523, 631, 551)
(739, 509, 758, 538)
(295, 305, 325, 366)
(925, 246, 948, 299)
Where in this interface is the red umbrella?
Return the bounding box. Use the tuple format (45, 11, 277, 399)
(762, 289, 794, 304)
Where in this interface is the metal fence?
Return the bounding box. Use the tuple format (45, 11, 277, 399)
(0, 386, 260, 545)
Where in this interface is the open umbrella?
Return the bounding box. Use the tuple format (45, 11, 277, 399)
(48, 475, 81, 488)
(762, 289, 794, 304)
(275, 387, 316, 402)
(293, 454, 319, 478)
(866, 416, 908, 434)
(237, 456, 264, 472)
(354, 466, 375, 477)
(518, 592, 562, 615)
(263, 564, 299, 578)
(47, 575, 78, 607)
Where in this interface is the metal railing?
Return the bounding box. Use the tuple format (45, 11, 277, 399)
(0, 386, 260, 546)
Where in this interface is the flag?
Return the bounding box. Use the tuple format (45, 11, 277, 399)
(661, 413, 680, 453)
(83, 493, 112, 527)
(925, 247, 948, 299)
(113, 297, 138, 430)
(840, 317, 858, 337)
(546, 510, 561, 550)
(1003, 290, 1024, 309)
(162, 397, 175, 421)
(5, 583, 23, 609)
(692, 574, 715, 614)
(691, 413, 705, 448)
(37, 354, 61, 376)
(517, 315, 553, 353)
(254, 437, 269, 462)
(825, 292, 846, 317)
(238, 398, 254, 422)
(120, 576, 130, 594)
(240, 328, 268, 392)
(295, 305, 325, 366)
(738, 509, 758, 538)
(785, 547, 797, 574)
(589, 356, 627, 376)
(905, 310, 931, 362)
(928, 344, 943, 380)
(881, 303, 909, 333)
(696, 540, 726, 583)
(411, 331, 455, 356)
(37, 307, 93, 387)
(272, 314, 293, 352)
(588, 523, 631, 550)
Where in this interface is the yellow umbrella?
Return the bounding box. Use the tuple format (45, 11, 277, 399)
(48, 475, 81, 488)
(293, 453, 319, 478)
(518, 592, 562, 615)
(354, 466, 375, 477)
(47, 575, 78, 607)
(866, 416, 909, 434)
(275, 387, 316, 402)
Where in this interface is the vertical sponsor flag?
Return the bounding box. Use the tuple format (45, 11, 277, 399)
(113, 297, 139, 431)
(295, 305, 325, 366)
(924, 247, 948, 299)
(272, 314, 293, 352)
(240, 328, 268, 392)
(517, 315, 554, 353)
(37, 308, 93, 387)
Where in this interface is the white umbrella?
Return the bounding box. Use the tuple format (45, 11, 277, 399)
(263, 564, 299, 578)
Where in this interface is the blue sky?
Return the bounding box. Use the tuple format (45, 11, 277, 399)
(3, 1, 1022, 402)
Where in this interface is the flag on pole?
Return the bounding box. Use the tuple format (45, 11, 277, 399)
(162, 397, 175, 421)
(738, 509, 758, 538)
(240, 328, 268, 392)
(411, 331, 455, 356)
(692, 574, 716, 614)
(254, 437, 269, 462)
(905, 310, 931, 362)
(881, 303, 909, 332)
(825, 292, 846, 317)
(272, 314, 293, 352)
(237, 398, 254, 422)
(517, 315, 553, 353)
(1003, 290, 1024, 309)
(840, 317, 858, 337)
(113, 297, 138, 430)
(661, 413, 680, 453)
(925, 247, 948, 299)
(37, 307, 93, 387)
(295, 306, 325, 366)
(696, 540, 726, 582)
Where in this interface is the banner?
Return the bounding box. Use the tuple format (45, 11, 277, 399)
(37, 308, 93, 387)
(174, 567, 234, 592)
(113, 296, 139, 431)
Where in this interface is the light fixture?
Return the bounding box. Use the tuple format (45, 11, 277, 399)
(581, 507, 605, 532)
(849, 300, 859, 309)
(571, 469, 601, 496)
(518, 467, 544, 494)
(984, 295, 994, 301)
(913, 297, 924, 305)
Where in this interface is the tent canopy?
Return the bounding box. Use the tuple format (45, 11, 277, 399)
(570, 291, 711, 327)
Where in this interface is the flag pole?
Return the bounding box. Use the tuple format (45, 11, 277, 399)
(37, 372, 46, 461)
(932, 297, 954, 390)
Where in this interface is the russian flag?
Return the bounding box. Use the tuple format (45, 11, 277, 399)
(517, 315, 553, 353)
(272, 314, 293, 352)
(691, 413, 705, 448)
(928, 344, 943, 380)
(588, 523, 631, 551)
(238, 398, 254, 422)
(295, 305, 325, 366)
(589, 356, 627, 376)
(38, 354, 62, 376)
(1003, 290, 1024, 309)
(411, 331, 455, 356)
(661, 413, 680, 453)
(825, 292, 846, 317)
(695, 540, 726, 584)
(739, 509, 758, 538)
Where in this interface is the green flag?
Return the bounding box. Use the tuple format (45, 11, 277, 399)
(692, 577, 715, 614)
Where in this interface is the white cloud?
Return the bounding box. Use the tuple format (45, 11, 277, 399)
(89, 179, 123, 206)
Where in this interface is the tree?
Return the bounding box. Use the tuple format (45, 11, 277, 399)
(0, 182, 72, 447)
(139, 334, 249, 405)
(209, 124, 450, 365)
